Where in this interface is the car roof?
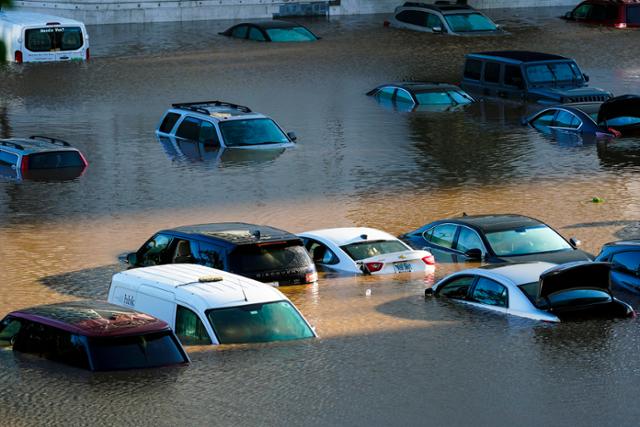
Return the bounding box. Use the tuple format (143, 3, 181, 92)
(603, 239, 640, 248)
(0, 11, 84, 26)
(469, 51, 569, 63)
(300, 227, 399, 246)
(113, 264, 288, 309)
(8, 301, 169, 338)
(401, 2, 476, 13)
(376, 82, 462, 93)
(0, 137, 78, 155)
(239, 20, 302, 29)
(476, 262, 557, 285)
(438, 214, 545, 233)
(169, 101, 265, 122)
(558, 102, 602, 115)
(168, 222, 299, 245)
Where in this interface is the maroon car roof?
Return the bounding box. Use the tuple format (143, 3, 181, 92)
(7, 301, 170, 338)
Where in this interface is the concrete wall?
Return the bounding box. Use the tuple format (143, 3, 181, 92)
(12, 0, 578, 24)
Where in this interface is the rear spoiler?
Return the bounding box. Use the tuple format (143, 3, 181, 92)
(538, 262, 611, 299)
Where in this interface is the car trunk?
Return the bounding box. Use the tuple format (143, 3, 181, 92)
(597, 95, 640, 134)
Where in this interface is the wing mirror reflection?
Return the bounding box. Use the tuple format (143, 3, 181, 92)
(126, 253, 138, 266)
(569, 238, 582, 248)
(464, 248, 484, 260)
(583, 74, 590, 82)
(432, 26, 443, 34)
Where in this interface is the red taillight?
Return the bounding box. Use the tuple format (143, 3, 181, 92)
(608, 127, 622, 138)
(305, 272, 318, 283)
(383, 20, 390, 27)
(20, 155, 29, 172)
(421, 254, 435, 265)
(615, 22, 627, 29)
(365, 262, 384, 273)
(86, 48, 90, 60)
(15, 51, 23, 63)
(78, 151, 89, 167)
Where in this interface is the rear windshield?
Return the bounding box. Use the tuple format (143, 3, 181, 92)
(340, 240, 408, 261)
(444, 13, 497, 32)
(25, 27, 84, 52)
(88, 331, 187, 371)
(230, 243, 311, 273)
(485, 225, 572, 257)
(206, 301, 314, 344)
(265, 27, 316, 42)
(26, 151, 84, 169)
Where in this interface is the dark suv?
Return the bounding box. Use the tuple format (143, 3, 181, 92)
(563, 0, 640, 28)
(124, 223, 318, 286)
(461, 51, 612, 104)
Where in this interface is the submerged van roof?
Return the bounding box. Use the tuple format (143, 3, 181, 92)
(112, 264, 288, 310)
(0, 11, 85, 26)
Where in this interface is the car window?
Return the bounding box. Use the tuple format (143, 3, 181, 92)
(175, 305, 212, 345)
(573, 3, 592, 19)
(340, 240, 408, 261)
(195, 242, 225, 269)
(175, 117, 201, 141)
(265, 27, 316, 42)
(533, 111, 557, 127)
(483, 62, 501, 83)
(25, 27, 84, 52)
(159, 112, 181, 134)
(470, 277, 508, 307)
(199, 121, 219, 146)
(464, 59, 482, 80)
(448, 91, 474, 105)
(504, 65, 524, 88)
(485, 225, 572, 257)
(0, 317, 22, 347)
(456, 228, 484, 254)
(627, 5, 640, 24)
(554, 111, 581, 129)
(138, 234, 173, 266)
(248, 27, 266, 41)
(429, 224, 457, 249)
(443, 13, 497, 32)
(426, 13, 443, 29)
(218, 118, 289, 147)
(611, 251, 640, 274)
(396, 10, 427, 26)
(0, 151, 18, 167)
(395, 89, 414, 104)
(305, 239, 339, 265)
(171, 239, 197, 264)
(414, 92, 453, 105)
(375, 87, 396, 100)
(589, 4, 611, 21)
(437, 275, 474, 299)
(231, 25, 248, 38)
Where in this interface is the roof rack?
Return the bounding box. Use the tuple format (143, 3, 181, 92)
(0, 140, 25, 150)
(28, 135, 71, 147)
(402, 1, 473, 10)
(172, 100, 252, 115)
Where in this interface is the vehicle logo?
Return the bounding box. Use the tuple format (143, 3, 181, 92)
(398, 255, 407, 260)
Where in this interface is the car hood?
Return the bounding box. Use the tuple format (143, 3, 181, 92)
(597, 95, 640, 123)
(528, 86, 610, 102)
(538, 261, 611, 299)
(499, 249, 592, 264)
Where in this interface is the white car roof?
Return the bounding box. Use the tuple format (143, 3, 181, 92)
(112, 264, 288, 310)
(169, 108, 267, 123)
(462, 262, 557, 286)
(300, 227, 400, 246)
(0, 11, 85, 26)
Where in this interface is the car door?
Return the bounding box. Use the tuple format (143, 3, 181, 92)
(467, 276, 509, 315)
(530, 109, 558, 134)
(481, 61, 502, 98)
(549, 110, 582, 134)
(502, 65, 526, 99)
(302, 237, 340, 271)
(454, 226, 487, 262)
(174, 304, 214, 345)
(435, 275, 475, 300)
(422, 224, 460, 263)
(610, 251, 640, 292)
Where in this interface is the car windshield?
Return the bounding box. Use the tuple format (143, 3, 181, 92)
(218, 119, 289, 147)
(485, 225, 572, 256)
(525, 62, 582, 85)
(206, 301, 315, 344)
(443, 13, 497, 32)
(27, 151, 85, 169)
(230, 243, 311, 273)
(88, 331, 187, 371)
(265, 27, 316, 42)
(340, 240, 408, 261)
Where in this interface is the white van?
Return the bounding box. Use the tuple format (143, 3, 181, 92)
(0, 11, 89, 63)
(108, 264, 317, 345)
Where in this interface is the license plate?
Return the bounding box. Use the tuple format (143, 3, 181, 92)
(393, 262, 413, 273)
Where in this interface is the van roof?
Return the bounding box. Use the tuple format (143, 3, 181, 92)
(169, 222, 300, 246)
(8, 301, 169, 338)
(0, 11, 85, 27)
(112, 264, 288, 309)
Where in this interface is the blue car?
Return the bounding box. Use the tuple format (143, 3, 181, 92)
(595, 240, 640, 293)
(367, 82, 475, 112)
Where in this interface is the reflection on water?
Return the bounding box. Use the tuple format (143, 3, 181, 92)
(1, 7, 640, 426)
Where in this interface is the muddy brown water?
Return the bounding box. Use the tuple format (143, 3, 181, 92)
(1, 7, 640, 426)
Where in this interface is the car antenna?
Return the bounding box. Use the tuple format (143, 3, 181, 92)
(241, 288, 248, 302)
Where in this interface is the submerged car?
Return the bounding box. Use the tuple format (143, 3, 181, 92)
(109, 264, 316, 345)
(461, 50, 612, 104)
(595, 240, 640, 293)
(298, 227, 435, 275)
(562, 0, 640, 29)
(0, 301, 189, 371)
(220, 20, 318, 42)
(426, 261, 635, 322)
(157, 101, 297, 150)
(401, 214, 592, 264)
(524, 95, 640, 138)
(367, 82, 474, 111)
(386, 2, 503, 35)
(124, 222, 317, 286)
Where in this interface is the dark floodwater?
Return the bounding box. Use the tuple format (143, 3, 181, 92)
(1, 7, 640, 426)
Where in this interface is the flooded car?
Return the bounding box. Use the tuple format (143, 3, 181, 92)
(426, 261, 635, 322)
(108, 264, 317, 345)
(366, 82, 474, 112)
(0, 301, 190, 371)
(562, 0, 640, 29)
(298, 227, 435, 275)
(595, 240, 640, 293)
(401, 214, 592, 264)
(219, 20, 318, 42)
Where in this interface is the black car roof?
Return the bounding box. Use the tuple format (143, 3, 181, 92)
(444, 214, 544, 233)
(472, 51, 569, 63)
(246, 20, 302, 29)
(170, 222, 299, 245)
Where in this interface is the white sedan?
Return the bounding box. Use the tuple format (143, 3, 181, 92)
(298, 227, 435, 275)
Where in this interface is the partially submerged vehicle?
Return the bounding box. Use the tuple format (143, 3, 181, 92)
(0, 11, 89, 63)
(595, 240, 640, 293)
(366, 82, 474, 112)
(298, 227, 435, 275)
(524, 95, 640, 138)
(0, 301, 189, 371)
(220, 20, 318, 42)
(427, 262, 635, 322)
(562, 0, 640, 29)
(109, 264, 317, 345)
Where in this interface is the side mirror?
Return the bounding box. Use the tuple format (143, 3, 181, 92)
(583, 74, 590, 82)
(432, 26, 443, 34)
(287, 131, 297, 142)
(425, 288, 434, 297)
(569, 238, 581, 248)
(464, 248, 484, 260)
(564, 11, 573, 19)
(126, 253, 138, 266)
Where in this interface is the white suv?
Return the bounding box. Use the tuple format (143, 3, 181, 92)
(156, 100, 297, 149)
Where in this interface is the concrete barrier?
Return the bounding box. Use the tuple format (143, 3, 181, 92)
(11, 0, 578, 24)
